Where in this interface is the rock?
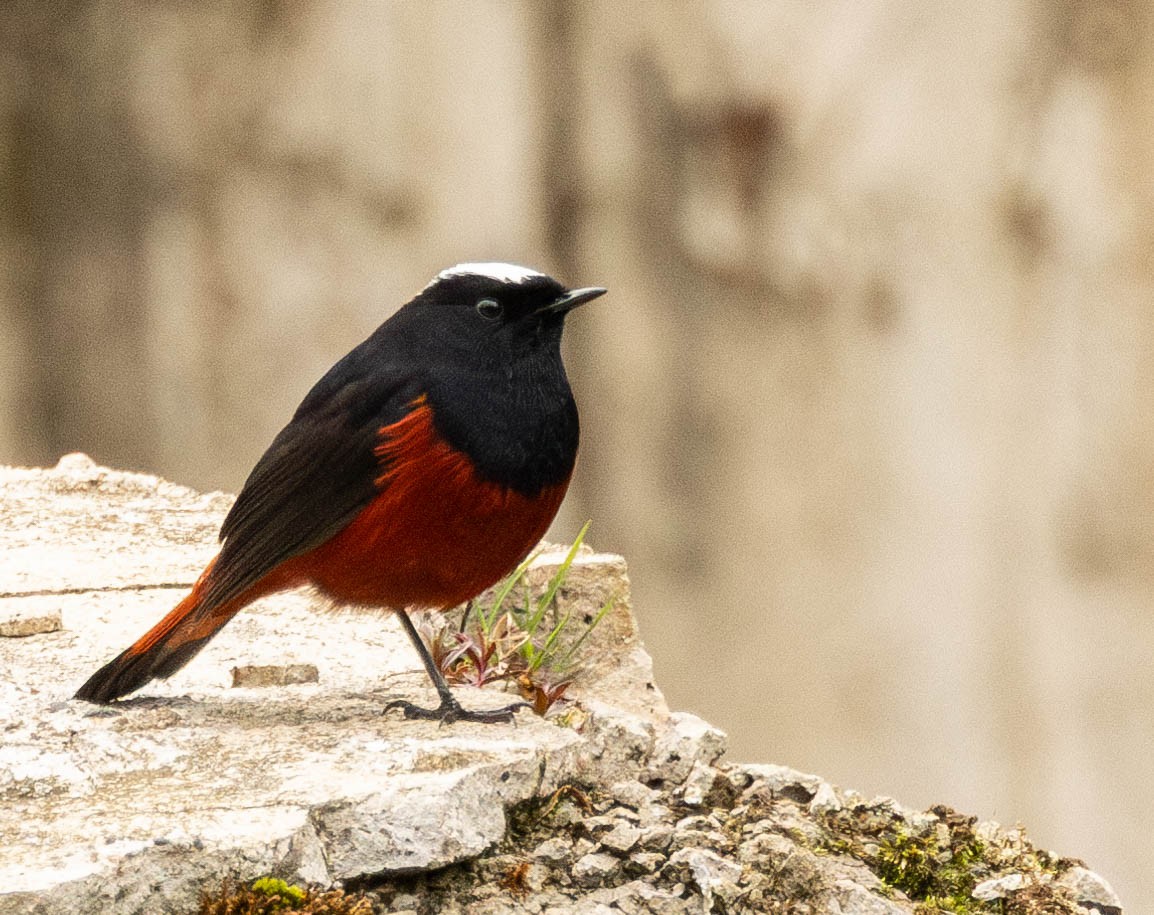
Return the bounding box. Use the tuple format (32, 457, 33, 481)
(636, 802, 672, 829)
(972, 872, 1026, 900)
(0, 460, 1130, 914)
(580, 813, 624, 835)
(531, 837, 574, 865)
(643, 712, 727, 785)
(311, 764, 516, 878)
(808, 779, 842, 814)
(605, 804, 641, 823)
(1057, 866, 1123, 913)
(566, 905, 615, 915)
(737, 831, 796, 865)
(607, 779, 660, 809)
(0, 458, 663, 914)
(678, 761, 718, 806)
(626, 851, 665, 874)
(901, 809, 939, 835)
(638, 823, 674, 851)
(574, 701, 657, 785)
(230, 663, 319, 687)
(599, 821, 642, 855)
(737, 762, 829, 804)
(572, 852, 620, 887)
(591, 880, 666, 915)
(668, 848, 743, 913)
(832, 878, 912, 914)
(0, 607, 62, 638)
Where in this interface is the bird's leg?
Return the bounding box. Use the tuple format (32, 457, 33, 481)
(385, 609, 528, 724)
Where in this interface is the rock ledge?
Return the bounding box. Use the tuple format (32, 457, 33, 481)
(0, 457, 1124, 915)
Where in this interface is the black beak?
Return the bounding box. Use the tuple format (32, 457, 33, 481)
(538, 286, 608, 315)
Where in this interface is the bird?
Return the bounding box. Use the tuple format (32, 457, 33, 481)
(74, 263, 606, 723)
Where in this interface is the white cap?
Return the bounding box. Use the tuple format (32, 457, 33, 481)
(436, 262, 546, 284)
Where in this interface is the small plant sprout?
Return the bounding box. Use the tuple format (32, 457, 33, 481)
(413, 523, 618, 715)
(199, 876, 372, 914)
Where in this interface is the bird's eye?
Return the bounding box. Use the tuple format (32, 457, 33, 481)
(475, 298, 503, 320)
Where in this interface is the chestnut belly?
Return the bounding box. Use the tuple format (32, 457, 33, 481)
(282, 399, 573, 610)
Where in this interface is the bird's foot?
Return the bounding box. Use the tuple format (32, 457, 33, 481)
(385, 696, 529, 725)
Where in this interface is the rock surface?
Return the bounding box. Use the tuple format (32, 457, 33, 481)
(0, 457, 1125, 914)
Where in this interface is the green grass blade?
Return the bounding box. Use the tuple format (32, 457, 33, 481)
(477, 547, 539, 634)
(524, 520, 590, 635)
(524, 608, 573, 674)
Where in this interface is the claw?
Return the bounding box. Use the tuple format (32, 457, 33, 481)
(385, 697, 529, 725)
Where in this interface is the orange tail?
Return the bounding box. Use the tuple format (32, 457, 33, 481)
(74, 557, 255, 704)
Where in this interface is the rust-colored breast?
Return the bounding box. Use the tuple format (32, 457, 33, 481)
(289, 397, 571, 610)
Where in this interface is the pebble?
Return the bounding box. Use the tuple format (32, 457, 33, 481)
(580, 814, 621, 836)
(230, 664, 319, 687)
(644, 712, 728, 785)
(639, 824, 674, 851)
(0, 610, 62, 638)
(599, 821, 642, 854)
(737, 832, 796, 865)
(808, 780, 842, 815)
(972, 873, 1026, 900)
(668, 828, 730, 854)
(608, 780, 660, 809)
(626, 851, 665, 874)
(679, 761, 718, 806)
(638, 803, 672, 828)
(531, 837, 573, 865)
(1056, 866, 1123, 911)
(572, 851, 621, 887)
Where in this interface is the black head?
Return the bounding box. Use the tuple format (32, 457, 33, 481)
(366, 263, 606, 493)
(403, 263, 606, 368)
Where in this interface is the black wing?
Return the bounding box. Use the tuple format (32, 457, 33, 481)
(198, 339, 421, 613)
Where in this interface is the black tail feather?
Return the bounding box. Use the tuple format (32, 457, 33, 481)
(73, 635, 212, 704)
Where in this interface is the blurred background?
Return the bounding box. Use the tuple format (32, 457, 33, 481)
(2, 1, 1152, 904)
